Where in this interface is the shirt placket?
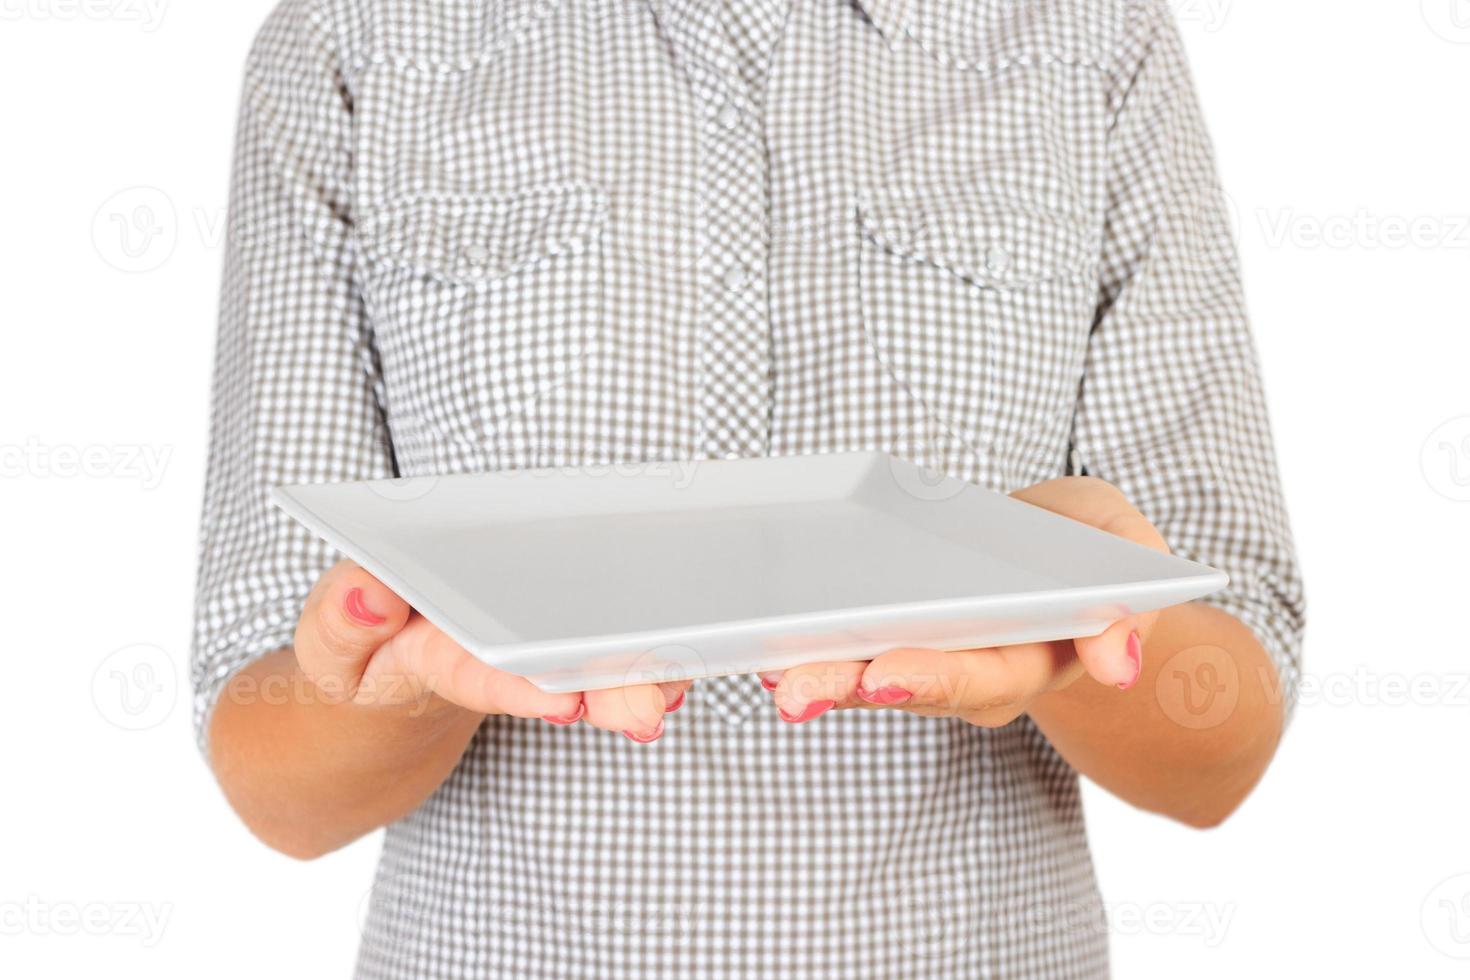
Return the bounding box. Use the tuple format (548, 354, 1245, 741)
(654, 0, 779, 462)
(651, 0, 786, 721)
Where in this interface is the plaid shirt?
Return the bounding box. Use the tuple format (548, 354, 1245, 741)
(194, 0, 1304, 975)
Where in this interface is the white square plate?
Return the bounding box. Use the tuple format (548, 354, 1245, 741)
(272, 452, 1226, 692)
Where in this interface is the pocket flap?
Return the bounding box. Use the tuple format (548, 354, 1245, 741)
(857, 190, 1092, 288)
(359, 183, 609, 286)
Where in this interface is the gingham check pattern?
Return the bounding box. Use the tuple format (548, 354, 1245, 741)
(193, 0, 1305, 976)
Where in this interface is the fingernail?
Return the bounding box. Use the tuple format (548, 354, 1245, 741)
(778, 700, 836, 724)
(858, 686, 913, 706)
(542, 701, 585, 726)
(759, 675, 779, 692)
(343, 587, 385, 626)
(1119, 631, 1143, 691)
(666, 691, 685, 713)
(624, 720, 664, 743)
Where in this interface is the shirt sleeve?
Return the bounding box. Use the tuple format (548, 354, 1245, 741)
(1071, 2, 1305, 717)
(191, 0, 394, 750)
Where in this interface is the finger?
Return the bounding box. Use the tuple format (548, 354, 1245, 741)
(757, 671, 784, 693)
(772, 661, 866, 723)
(380, 617, 583, 720)
(584, 684, 669, 741)
(861, 645, 1062, 722)
(1074, 620, 1145, 691)
(293, 560, 412, 699)
(1011, 477, 1168, 553)
(656, 680, 692, 713)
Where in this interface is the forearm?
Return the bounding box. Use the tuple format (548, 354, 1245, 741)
(208, 648, 484, 859)
(1028, 602, 1285, 828)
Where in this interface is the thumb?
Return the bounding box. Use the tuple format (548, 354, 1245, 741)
(294, 560, 412, 700)
(1072, 619, 1145, 691)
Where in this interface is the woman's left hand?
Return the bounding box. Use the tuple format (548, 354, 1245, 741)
(762, 477, 1171, 727)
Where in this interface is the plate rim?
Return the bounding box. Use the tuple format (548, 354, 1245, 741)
(271, 453, 1229, 669)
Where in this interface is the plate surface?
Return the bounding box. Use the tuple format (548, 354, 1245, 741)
(272, 452, 1226, 692)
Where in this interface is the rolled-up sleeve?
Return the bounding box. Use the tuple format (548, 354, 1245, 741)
(191, 0, 393, 750)
(1072, 2, 1305, 716)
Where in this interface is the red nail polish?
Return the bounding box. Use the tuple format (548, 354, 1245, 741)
(666, 691, 685, 713)
(760, 676, 779, 692)
(543, 702, 585, 726)
(343, 587, 385, 627)
(858, 686, 913, 705)
(1119, 631, 1143, 691)
(624, 720, 664, 743)
(778, 700, 836, 724)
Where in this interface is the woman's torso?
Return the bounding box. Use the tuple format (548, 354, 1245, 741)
(342, 0, 1130, 974)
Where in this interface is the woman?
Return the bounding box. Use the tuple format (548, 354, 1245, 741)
(195, 0, 1304, 975)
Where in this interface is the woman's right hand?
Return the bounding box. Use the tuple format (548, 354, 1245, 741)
(211, 557, 689, 858)
(294, 560, 686, 742)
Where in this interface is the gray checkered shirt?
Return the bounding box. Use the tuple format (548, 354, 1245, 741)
(193, 0, 1304, 975)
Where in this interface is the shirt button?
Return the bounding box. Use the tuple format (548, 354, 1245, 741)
(721, 267, 752, 294)
(464, 243, 490, 266)
(985, 246, 1011, 276)
(714, 103, 740, 129)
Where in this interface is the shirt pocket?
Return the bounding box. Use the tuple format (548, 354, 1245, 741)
(856, 188, 1094, 471)
(357, 183, 609, 464)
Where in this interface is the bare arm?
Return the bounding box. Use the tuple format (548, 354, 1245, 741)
(763, 476, 1297, 829)
(209, 648, 484, 859)
(1028, 600, 1283, 828)
(207, 562, 687, 860)
(196, 8, 687, 860)
(1021, 0, 1303, 826)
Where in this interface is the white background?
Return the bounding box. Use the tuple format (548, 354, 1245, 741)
(2, 1, 1467, 976)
